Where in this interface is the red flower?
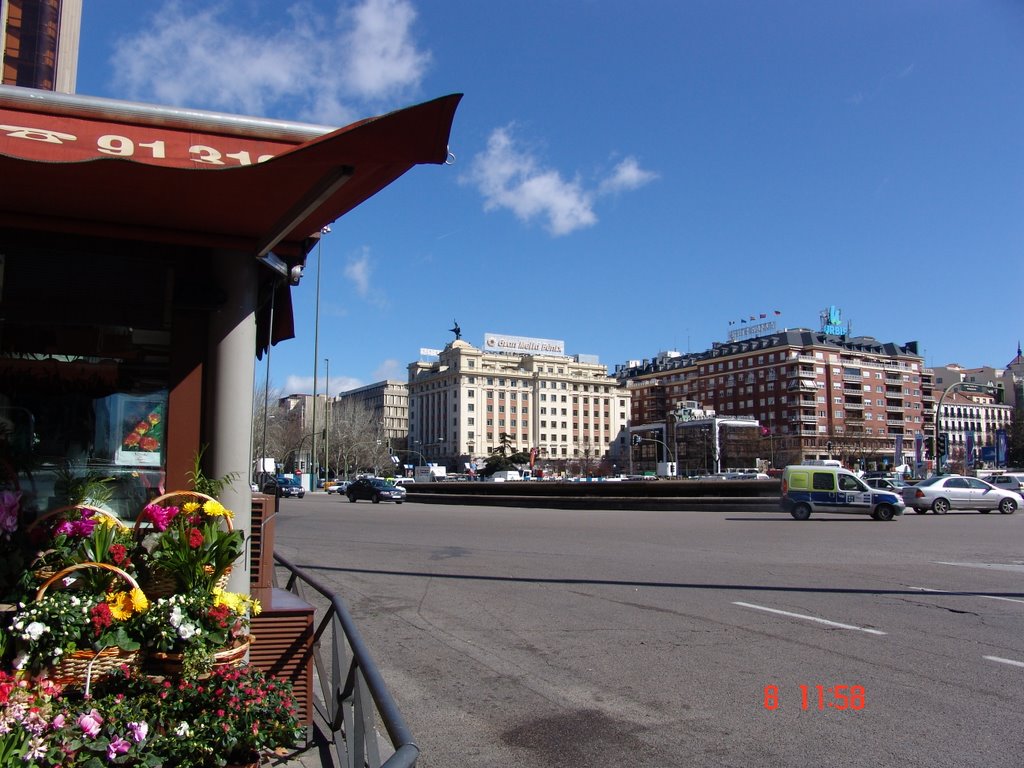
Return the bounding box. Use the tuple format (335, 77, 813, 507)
(188, 527, 204, 548)
(90, 602, 113, 635)
(123, 432, 141, 448)
(109, 543, 128, 565)
(139, 436, 159, 452)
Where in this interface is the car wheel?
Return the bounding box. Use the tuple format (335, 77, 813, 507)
(396, 500, 404, 504)
(347, 494, 356, 502)
(931, 498, 950, 515)
(372, 493, 381, 504)
(874, 504, 895, 522)
(999, 498, 1017, 515)
(790, 503, 811, 521)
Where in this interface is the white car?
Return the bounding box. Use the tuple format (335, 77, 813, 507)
(901, 475, 1020, 515)
(983, 474, 1024, 493)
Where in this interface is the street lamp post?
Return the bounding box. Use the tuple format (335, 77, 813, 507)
(324, 357, 330, 486)
(309, 226, 329, 491)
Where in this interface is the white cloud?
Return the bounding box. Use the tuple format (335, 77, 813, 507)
(598, 157, 659, 195)
(373, 358, 404, 381)
(463, 127, 596, 236)
(110, 0, 430, 125)
(462, 126, 656, 237)
(284, 373, 363, 395)
(344, 250, 373, 296)
(343, 0, 432, 98)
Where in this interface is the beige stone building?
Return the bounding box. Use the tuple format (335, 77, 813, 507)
(407, 335, 632, 473)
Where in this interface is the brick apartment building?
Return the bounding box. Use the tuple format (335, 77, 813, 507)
(617, 327, 933, 472)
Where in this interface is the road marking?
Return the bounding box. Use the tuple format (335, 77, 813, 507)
(910, 587, 1024, 605)
(732, 601, 886, 635)
(983, 656, 1024, 669)
(935, 561, 1024, 574)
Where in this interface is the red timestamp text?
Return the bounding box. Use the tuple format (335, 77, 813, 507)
(763, 684, 866, 711)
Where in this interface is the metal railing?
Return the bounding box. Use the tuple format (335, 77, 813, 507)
(273, 551, 419, 768)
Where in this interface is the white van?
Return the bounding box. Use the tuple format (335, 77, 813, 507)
(781, 464, 905, 521)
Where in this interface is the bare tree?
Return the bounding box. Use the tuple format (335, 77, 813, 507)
(329, 399, 392, 477)
(251, 383, 286, 477)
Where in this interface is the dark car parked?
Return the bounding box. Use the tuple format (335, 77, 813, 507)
(346, 477, 407, 504)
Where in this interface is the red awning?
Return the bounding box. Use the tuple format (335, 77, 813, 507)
(0, 87, 462, 259)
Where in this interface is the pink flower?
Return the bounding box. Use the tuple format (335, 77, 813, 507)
(143, 503, 178, 531)
(0, 490, 19, 534)
(50, 713, 66, 730)
(107, 736, 131, 759)
(128, 721, 148, 743)
(77, 708, 103, 738)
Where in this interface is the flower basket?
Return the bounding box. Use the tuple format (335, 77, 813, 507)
(34, 561, 144, 687)
(27, 504, 128, 583)
(148, 636, 252, 677)
(134, 491, 232, 534)
(134, 491, 239, 595)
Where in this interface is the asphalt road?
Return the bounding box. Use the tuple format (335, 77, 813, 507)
(273, 495, 1024, 768)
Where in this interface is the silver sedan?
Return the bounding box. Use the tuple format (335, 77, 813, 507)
(901, 475, 1020, 515)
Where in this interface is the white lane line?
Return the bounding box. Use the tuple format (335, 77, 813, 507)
(935, 561, 1024, 574)
(910, 587, 1024, 605)
(732, 601, 886, 635)
(983, 656, 1024, 669)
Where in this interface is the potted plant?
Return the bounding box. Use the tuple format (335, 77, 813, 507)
(5, 562, 149, 683)
(87, 665, 303, 768)
(1, 670, 162, 767)
(154, 665, 303, 767)
(20, 506, 137, 598)
(140, 587, 260, 678)
(135, 497, 242, 595)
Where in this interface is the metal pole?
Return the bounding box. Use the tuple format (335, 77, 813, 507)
(324, 357, 330, 485)
(309, 227, 329, 489)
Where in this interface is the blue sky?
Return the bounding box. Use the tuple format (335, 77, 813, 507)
(76, 1, 1024, 395)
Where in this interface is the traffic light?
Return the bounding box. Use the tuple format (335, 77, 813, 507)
(631, 434, 642, 446)
(937, 433, 948, 457)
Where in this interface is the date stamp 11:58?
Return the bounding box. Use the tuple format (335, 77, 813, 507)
(763, 685, 866, 711)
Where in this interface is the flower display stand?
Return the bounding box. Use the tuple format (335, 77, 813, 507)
(249, 587, 313, 727)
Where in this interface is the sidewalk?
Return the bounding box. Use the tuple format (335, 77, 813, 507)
(266, 724, 335, 768)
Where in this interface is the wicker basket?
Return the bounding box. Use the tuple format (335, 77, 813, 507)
(135, 491, 236, 595)
(35, 562, 143, 687)
(135, 491, 232, 532)
(148, 636, 252, 677)
(28, 505, 128, 582)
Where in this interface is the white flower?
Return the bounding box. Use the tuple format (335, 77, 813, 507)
(174, 722, 191, 737)
(13, 652, 28, 670)
(23, 621, 48, 641)
(177, 622, 197, 640)
(169, 605, 183, 627)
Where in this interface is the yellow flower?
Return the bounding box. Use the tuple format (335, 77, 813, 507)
(182, 501, 201, 514)
(98, 515, 127, 530)
(107, 591, 135, 620)
(212, 588, 258, 616)
(130, 587, 149, 613)
(202, 499, 234, 521)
